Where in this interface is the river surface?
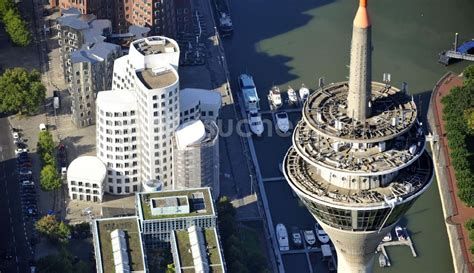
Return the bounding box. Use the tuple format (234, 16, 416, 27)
(222, 0, 474, 272)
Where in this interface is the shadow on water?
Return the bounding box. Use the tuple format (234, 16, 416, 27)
(224, 0, 335, 93)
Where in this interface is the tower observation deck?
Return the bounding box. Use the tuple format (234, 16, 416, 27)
(282, 1, 433, 272)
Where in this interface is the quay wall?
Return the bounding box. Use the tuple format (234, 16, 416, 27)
(427, 71, 472, 273)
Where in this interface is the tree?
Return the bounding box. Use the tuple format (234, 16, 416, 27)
(35, 215, 70, 244)
(37, 130, 55, 157)
(36, 250, 88, 273)
(40, 164, 61, 191)
(464, 64, 474, 87)
(0, 68, 45, 114)
(42, 152, 56, 168)
(0, 0, 14, 19)
(165, 263, 175, 273)
(3, 9, 30, 46)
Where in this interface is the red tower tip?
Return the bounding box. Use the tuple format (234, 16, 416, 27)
(360, 0, 367, 7)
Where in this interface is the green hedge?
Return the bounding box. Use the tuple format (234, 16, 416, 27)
(441, 65, 474, 207)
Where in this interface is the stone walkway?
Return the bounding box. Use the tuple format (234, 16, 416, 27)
(430, 72, 474, 273)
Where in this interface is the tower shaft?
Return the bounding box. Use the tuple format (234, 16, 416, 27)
(347, 1, 372, 121)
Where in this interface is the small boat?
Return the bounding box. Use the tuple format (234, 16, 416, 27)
(315, 222, 330, 244)
(275, 111, 290, 133)
(303, 230, 316, 246)
(382, 232, 392, 242)
(268, 86, 282, 109)
(276, 223, 289, 251)
(287, 86, 298, 105)
(248, 110, 264, 136)
(218, 12, 233, 36)
(291, 227, 302, 246)
(299, 84, 310, 103)
(379, 253, 387, 267)
(395, 225, 407, 241)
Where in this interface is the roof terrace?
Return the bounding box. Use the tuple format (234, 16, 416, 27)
(132, 36, 178, 56)
(303, 82, 418, 143)
(284, 147, 433, 208)
(138, 188, 215, 220)
(136, 67, 177, 89)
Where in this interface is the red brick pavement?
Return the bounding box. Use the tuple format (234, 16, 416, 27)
(432, 72, 474, 271)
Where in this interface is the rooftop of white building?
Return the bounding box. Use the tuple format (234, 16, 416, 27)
(96, 90, 137, 112)
(174, 120, 219, 150)
(67, 156, 106, 182)
(175, 120, 206, 150)
(136, 66, 178, 89)
(137, 188, 215, 221)
(131, 36, 179, 56)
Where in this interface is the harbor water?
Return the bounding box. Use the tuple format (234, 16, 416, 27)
(222, 0, 474, 272)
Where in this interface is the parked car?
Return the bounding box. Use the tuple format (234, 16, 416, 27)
(21, 181, 34, 187)
(16, 142, 27, 149)
(39, 123, 46, 131)
(17, 151, 28, 159)
(17, 158, 30, 165)
(18, 162, 32, 168)
(18, 168, 32, 175)
(3, 248, 13, 260)
(15, 148, 29, 155)
(26, 206, 37, 216)
(12, 132, 20, 141)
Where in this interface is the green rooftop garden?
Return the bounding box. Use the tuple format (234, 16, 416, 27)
(97, 217, 144, 273)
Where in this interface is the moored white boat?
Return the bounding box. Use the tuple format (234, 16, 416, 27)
(303, 230, 316, 246)
(291, 226, 302, 246)
(299, 84, 310, 103)
(315, 222, 330, 244)
(395, 225, 407, 241)
(382, 232, 392, 242)
(248, 110, 264, 136)
(276, 223, 289, 251)
(268, 86, 282, 109)
(275, 111, 290, 133)
(287, 86, 298, 105)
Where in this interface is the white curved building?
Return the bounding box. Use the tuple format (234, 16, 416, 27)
(96, 90, 140, 195)
(67, 156, 106, 202)
(173, 120, 220, 200)
(110, 36, 180, 189)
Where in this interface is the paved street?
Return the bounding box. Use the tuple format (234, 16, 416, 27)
(0, 117, 35, 273)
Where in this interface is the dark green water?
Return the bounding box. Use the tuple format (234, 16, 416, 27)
(223, 0, 474, 272)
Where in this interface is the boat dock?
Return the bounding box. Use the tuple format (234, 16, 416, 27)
(438, 33, 474, 65)
(377, 229, 417, 267)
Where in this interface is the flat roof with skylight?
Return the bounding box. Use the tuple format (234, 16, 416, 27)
(137, 188, 215, 220)
(173, 226, 225, 273)
(94, 217, 146, 273)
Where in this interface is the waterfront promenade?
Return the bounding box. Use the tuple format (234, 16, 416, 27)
(428, 72, 474, 273)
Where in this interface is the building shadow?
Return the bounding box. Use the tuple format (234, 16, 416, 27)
(223, 0, 335, 98)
